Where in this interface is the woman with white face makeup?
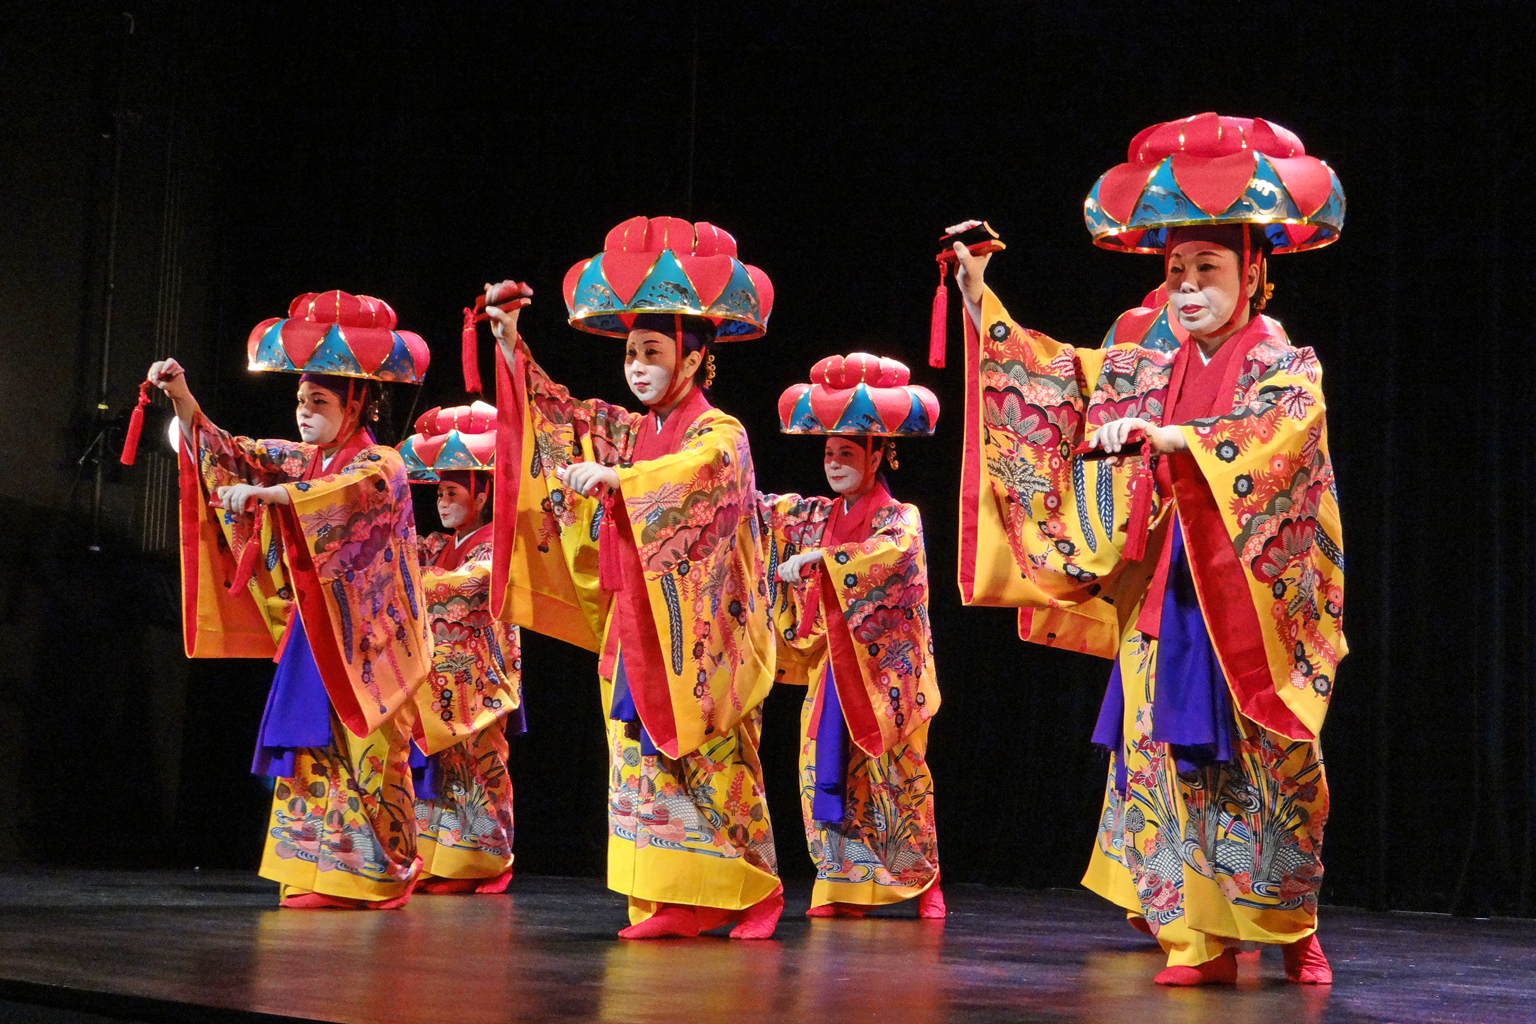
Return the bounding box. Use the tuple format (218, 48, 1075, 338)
(949, 114, 1346, 986)
(474, 217, 784, 940)
(760, 352, 945, 919)
(397, 403, 523, 894)
(146, 290, 432, 909)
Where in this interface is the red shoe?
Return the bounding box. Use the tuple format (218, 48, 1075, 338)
(917, 884, 946, 919)
(1153, 949, 1238, 987)
(418, 876, 481, 894)
(474, 868, 514, 894)
(362, 861, 421, 910)
(806, 902, 865, 918)
(1283, 933, 1333, 984)
(417, 868, 513, 895)
(618, 905, 701, 939)
(729, 884, 784, 940)
(279, 891, 365, 910)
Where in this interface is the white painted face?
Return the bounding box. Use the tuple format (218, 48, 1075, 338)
(624, 330, 677, 406)
(295, 381, 350, 445)
(823, 437, 880, 497)
(436, 479, 478, 531)
(1166, 242, 1244, 337)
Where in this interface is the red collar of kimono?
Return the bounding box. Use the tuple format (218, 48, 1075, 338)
(633, 384, 712, 461)
(1166, 314, 1272, 424)
(302, 427, 373, 481)
(435, 520, 493, 570)
(826, 480, 894, 546)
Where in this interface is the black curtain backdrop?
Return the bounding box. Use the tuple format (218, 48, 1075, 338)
(5, 1, 1533, 917)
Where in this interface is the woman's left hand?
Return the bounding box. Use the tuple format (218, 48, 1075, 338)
(1088, 417, 1187, 454)
(777, 549, 824, 584)
(556, 461, 620, 497)
(216, 483, 291, 510)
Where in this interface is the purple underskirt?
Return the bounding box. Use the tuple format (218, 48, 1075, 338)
(408, 742, 439, 801)
(1092, 517, 1236, 795)
(609, 655, 658, 756)
(252, 613, 333, 778)
(812, 662, 849, 823)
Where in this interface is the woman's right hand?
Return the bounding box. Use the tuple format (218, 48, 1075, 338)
(147, 358, 191, 402)
(952, 240, 993, 306)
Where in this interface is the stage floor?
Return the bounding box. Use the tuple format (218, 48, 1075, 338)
(0, 871, 1533, 1024)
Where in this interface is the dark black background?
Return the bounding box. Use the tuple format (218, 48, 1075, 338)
(2, 1, 1532, 916)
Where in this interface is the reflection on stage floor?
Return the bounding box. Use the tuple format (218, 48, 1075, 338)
(1, 871, 1533, 1023)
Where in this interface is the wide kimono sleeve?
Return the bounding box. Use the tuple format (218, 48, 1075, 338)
(810, 502, 940, 757)
(271, 444, 432, 739)
(491, 336, 641, 651)
(1170, 338, 1345, 741)
(177, 413, 317, 659)
(608, 409, 776, 759)
(412, 540, 523, 755)
(959, 286, 1175, 658)
(756, 491, 835, 689)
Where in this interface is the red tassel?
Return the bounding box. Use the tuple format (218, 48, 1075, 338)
(929, 271, 949, 368)
(119, 381, 153, 465)
(794, 578, 821, 641)
(462, 303, 484, 394)
(1122, 460, 1154, 562)
(228, 507, 265, 592)
(598, 496, 624, 592)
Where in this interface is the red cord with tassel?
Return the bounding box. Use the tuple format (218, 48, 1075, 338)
(597, 494, 624, 592)
(1122, 456, 1156, 562)
(929, 262, 949, 368)
(462, 299, 486, 394)
(119, 380, 154, 466)
(227, 505, 266, 592)
(464, 281, 536, 394)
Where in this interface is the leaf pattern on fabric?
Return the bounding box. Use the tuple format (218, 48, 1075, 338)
(188, 414, 431, 738)
(413, 535, 522, 756)
(759, 493, 940, 754)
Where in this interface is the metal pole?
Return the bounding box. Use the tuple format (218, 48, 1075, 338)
(89, 11, 135, 552)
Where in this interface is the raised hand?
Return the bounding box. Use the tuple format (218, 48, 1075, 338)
(484, 280, 534, 362)
(952, 240, 993, 306)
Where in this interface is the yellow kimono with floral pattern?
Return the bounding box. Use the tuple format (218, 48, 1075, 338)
(491, 338, 779, 922)
(958, 288, 1344, 965)
(410, 528, 522, 881)
(178, 414, 430, 902)
(760, 490, 941, 908)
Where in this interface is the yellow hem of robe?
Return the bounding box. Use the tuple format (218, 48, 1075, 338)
(261, 855, 418, 904)
(1082, 843, 1318, 966)
(418, 836, 513, 880)
(810, 871, 937, 909)
(610, 836, 779, 925)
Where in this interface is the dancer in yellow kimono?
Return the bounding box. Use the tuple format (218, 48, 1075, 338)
(398, 402, 523, 893)
(476, 216, 783, 938)
(147, 290, 433, 908)
(944, 114, 1345, 984)
(760, 352, 945, 918)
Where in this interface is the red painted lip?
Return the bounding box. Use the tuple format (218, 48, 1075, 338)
(1180, 304, 1203, 314)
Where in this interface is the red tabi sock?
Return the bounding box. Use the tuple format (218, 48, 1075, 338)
(917, 884, 946, 919)
(1153, 948, 1238, 987)
(1283, 933, 1333, 984)
(729, 884, 784, 940)
(805, 902, 865, 918)
(618, 905, 701, 940)
(279, 892, 366, 910)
